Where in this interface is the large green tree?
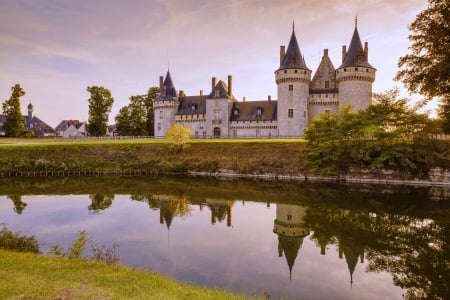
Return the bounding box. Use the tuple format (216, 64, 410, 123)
(303, 89, 436, 176)
(2, 84, 27, 137)
(114, 87, 159, 136)
(395, 0, 450, 133)
(87, 86, 114, 136)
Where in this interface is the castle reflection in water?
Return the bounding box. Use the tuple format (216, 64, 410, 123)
(151, 195, 364, 285)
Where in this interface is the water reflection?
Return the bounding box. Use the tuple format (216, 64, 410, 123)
(1, 176, 449, 299)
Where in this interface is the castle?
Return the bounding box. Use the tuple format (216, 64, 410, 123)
(153, 21, 376, 138)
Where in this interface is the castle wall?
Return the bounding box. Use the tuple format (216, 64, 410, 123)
(175, 115, 207, 138)
(229, 121, 278, 138)
(276, 69, 311, 137)
(205, 98, 230, 137)
(308, 94, 339, 124)
(154, 101, 176, 138)
(336, 67, 376, 111)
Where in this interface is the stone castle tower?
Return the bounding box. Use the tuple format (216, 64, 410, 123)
(153, 70, 178, 138)
(275, 25, 311, 137)
(336, 20, 376, 112)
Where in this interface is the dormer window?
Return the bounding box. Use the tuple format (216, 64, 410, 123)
(191, 104, 197, 111)
(256, 107, 263, 117)
(215, 90, 220, 97)
(233, 108, 239, 116)
(325, 81, 330, 88)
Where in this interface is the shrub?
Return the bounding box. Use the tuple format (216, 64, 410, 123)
(0, 224, 40, 253)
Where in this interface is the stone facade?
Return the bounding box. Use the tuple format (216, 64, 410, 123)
(153, 23, 376, 138)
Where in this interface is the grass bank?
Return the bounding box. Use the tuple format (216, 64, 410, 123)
(0, 249, 249, 299)
(0, 138, 305, 175)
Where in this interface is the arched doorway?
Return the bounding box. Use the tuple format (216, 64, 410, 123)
(213, 127, 220, 138)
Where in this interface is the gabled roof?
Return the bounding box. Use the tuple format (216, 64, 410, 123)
(278, 27, 309, 70)
(339, 27, 373, 69)
(25, 115, 55, 136)
(311, 50, 337, 91)
(230, 100, 277, 122)
(55, 120, 82, 132)
(208, 80, 234, 99)
(176, 96, 207, 115)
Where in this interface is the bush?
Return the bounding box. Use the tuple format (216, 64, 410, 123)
(0, 224, 40, 253)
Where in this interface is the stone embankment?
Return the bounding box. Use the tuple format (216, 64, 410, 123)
(188, 167, 450, 187)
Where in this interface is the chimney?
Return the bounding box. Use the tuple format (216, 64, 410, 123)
(243, 96, 246, 102)
(342, 45, 347, 63)
(179, 90, 184, 97)
(159, 76, 164, 90)
(324, 49, 328, 57)
(200, 90, 203, 96)
(211, 77, 216, 92)
(280, 45, 285, 65)
(268, 95, 272, 103)
(228, 75, 232, 96)
(364, 42, 368, 59)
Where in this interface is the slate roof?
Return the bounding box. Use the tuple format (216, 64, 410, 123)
(278, 28, 309, 70)
(311, 50, 337, 92)
(55, 120, 83, 132)
(339, 27, 374, 69)
(25, 115, 55, 136)
(156, 70, 177, 100)
(0, 114, 55, 136)
(176, 96, 207, 115)
(230, 100, 277, 122)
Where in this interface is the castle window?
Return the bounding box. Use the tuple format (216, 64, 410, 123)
(233, 130, 237, 137)
(355, 68, 358, 71)
(288, 109, 293, 118)
(159, 110, 163, 119)
(157, 123, 161, 130)
(191, 104, 197, 111)
(294, 70, 298, 73)
(288, 85, 293, 91)
(366, 69, 369, 72)
(215, 90, 220, 97)
(344, 68, 347, 72)
(287, 214, 292, 221)
(233, 109, 239, 116)
(304, 111, 306, 118)
(325, 81, 330, 88)
(200, 123, 204, 129)
(284, 70, 287, 74)
(256, 107, 263, 117)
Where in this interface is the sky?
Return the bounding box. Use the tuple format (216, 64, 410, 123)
(0, 0, 429, 127)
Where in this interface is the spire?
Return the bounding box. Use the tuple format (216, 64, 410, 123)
(338, 20, 373, 69)
(278, 25, 309, 70)
(163, 70, 177, 97)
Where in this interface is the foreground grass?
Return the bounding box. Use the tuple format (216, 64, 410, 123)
(0, 249, 249, 300)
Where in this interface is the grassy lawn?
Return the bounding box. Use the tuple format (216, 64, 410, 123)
(0, 249, 249, 300)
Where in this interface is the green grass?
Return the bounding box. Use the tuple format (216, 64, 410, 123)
(0, 249, 250, 299)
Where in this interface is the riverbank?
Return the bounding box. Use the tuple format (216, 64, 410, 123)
(0, 138, 449, 186)
(0, 249, 248, 299)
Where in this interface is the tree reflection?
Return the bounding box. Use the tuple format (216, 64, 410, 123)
(303, 202, 449, 298)
(8, 195, 27, 214)
(88, 194, 114, 212)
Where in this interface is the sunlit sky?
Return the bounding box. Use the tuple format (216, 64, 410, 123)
(0, 0, 429, 127)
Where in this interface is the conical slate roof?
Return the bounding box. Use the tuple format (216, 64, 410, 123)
(339, 27, 373, 69)
(163, 70, 177, 97)
(279, 27, 309, 70)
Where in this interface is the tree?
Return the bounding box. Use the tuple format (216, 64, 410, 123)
(1, 84, 29, 137)
(145, 87, 159, 136)
(114, 87, 159, 136)
(87, 86, 114, 136)
(438, 94, 450, 134)
(115, 106, 132, 136)
(166, 124, 192, 152)
(395, 0, 450, 133)
(303, 89, 436, 176)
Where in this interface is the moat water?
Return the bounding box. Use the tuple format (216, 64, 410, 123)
(1, 176, 449, 299)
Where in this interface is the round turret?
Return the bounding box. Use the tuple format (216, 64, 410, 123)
(336, 24, 376, 111)
(275, 27, 311, 137)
